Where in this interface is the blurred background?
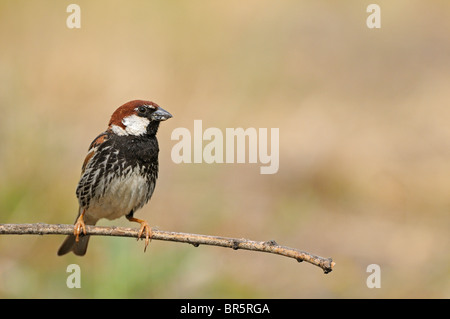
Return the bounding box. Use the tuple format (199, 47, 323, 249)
(0, 0, 449, 298)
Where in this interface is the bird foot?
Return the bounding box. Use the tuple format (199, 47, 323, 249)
(127, 216, 152, 252)
(137, 221, 152, 252)
(74, 211, 87, 242)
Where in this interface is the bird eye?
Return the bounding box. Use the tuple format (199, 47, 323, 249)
(138, 106, 147, 114)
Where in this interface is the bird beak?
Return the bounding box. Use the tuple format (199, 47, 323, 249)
(151, 107, 173, 121)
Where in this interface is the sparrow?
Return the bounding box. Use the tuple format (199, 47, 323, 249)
(57, 100, 172, 256)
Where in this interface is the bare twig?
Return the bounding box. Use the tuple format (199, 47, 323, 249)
(0, 223, 335, 273)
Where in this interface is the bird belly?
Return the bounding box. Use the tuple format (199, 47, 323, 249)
(86, 170, 153, 221)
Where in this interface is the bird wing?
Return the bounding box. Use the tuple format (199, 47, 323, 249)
(76, 131, 112, 209)
(81, 132, 110, 174)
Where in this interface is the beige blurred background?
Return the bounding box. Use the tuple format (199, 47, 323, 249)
(0, 0, 449, 298)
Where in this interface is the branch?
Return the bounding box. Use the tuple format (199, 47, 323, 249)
(0, 223, 335, 274)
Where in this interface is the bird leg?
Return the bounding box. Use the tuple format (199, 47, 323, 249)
(126, 214, 152, 252)
(74, 209, 87, 242)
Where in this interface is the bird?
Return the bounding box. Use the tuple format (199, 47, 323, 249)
(57, 100, 172, 256)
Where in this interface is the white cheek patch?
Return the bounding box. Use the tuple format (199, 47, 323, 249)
(122, 114, 150, 136)
(110, 124, 127, 136)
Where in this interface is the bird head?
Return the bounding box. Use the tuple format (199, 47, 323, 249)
(108, 100, 172, 136)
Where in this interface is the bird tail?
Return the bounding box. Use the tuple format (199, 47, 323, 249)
(57, 212, 97, 256)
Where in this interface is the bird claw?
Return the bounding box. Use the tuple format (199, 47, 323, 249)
(73, 215, 87, 243)
(126, 215, 152, 252)
(137, 221, 152, 252)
